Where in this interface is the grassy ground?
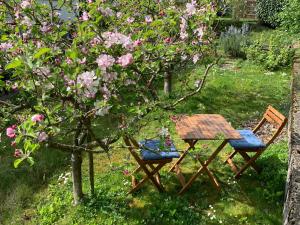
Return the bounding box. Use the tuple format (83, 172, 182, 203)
(0, 57, 291, 225)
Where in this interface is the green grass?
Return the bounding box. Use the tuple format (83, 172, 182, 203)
(0, 57, 291, 225)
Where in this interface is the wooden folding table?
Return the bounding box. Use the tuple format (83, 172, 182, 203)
(169, 114, 241, 195)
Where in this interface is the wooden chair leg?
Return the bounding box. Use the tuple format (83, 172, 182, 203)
(129, 163, 166, 194)
(149, 164, 161, 186)
(235, 151, 262, 179)
(224, 150, 238, 164)
(238, 151, 262, 174)
(227, 157, 239, 174)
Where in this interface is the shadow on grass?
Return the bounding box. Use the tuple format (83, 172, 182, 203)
(0, 142, 70, 224)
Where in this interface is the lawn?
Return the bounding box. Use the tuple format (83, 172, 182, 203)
(0, 56, 291, 224)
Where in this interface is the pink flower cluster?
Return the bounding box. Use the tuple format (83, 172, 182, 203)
(96, 54, 115, 70)
(77, 71, 99, 98)
(0, 42, 13, 51)
(14, 149, 22, 158)
(117, 53, 134, 67)
(186, 1, 197, 16)
(81, 12, 90, 21)
(31, 114, 45, 122)
(102, 32, 132, 49)
(180, 17, 188, 40)
(37, 132, 48, 142)
(20, 0, 31, 9)
(6, 125, 17, 138)
(145, 15, 153, 23)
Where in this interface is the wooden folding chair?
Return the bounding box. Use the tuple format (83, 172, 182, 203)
(224, 105, 287, 178)
(123, 136, 180, 194)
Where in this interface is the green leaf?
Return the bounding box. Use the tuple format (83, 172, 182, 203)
(5, 58, 22, 70)
(33, 48, 51, 59)
(14, 158, 24, 168)
(27, 157, 35, 166)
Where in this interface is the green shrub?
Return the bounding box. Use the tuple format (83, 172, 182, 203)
(256, 0, 286, 28)
(278, 0, 300, 33)
(245, 31, 294, 70)
(220, 24, 249, 58)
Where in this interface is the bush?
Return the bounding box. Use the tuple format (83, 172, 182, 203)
(244, 31, 294, 70)
(220, 24, 250, 58)
(256, 0, 286, 28)
(278, 0, 300, 33)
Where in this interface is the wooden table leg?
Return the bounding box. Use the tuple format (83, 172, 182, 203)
(169, 140, 197, 172)
(179, 140, 228, 195)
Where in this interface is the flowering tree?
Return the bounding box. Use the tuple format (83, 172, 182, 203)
(0, 0, 218, 204)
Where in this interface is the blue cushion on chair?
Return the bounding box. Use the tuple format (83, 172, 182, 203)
(229, 130, 266, 150)
(139, 140, 180, 160)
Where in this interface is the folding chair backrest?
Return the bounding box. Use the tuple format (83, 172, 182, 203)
(253, 105, 287, 146)
(123, 136, 143, 163)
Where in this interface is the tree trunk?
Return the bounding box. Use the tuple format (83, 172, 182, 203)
(71, 151, 83, 205)
(87, 134, 95, 195)
(164, 72, 172, 96)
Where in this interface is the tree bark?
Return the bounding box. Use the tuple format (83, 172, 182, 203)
(87, 134, 95, 196)
(71, 151, 83, 205)
(164, 72, 172, 96)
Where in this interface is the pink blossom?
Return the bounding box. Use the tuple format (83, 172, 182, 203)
(31, 114, 45, 122)
(186, 1, 197, 16)
(127, 17, 135, 23)
(40, 23, 52, 33)
(165, 138, 172, 147)
(81, 47, 89, 54)
(96, 54, 115, 70)
(193, 54, 200, 64)
(66, 57, 73, 65)
(81, 11, 90, 21)
(133, 39, 142, 47)
(14, 149, 22, 158)
(164, 37, 172, 43)
(6, 126, 16, 138)
(145, 15, 153, 23)
(0, 42, 13, 51)
(55, 58, 61, 65)
(21, 0, 31, 9)
(90, 36, 102, 46)
(123, 170, 129, 175)
(77, 71, 99, 98)
(194, 26, 205, 41)
(87, 0, 93, 3)
(102, 32, 132, 49)
(100, 85, 111, 100)
(78, 57, 86, 65)
(11, 141, 16, 147)
(116, 12, 123, 18)
(12, 83, 18, 91)
(15, 10, 20, 19)
(180, 17, 188, 40)
(117, 53, 133, 67)
(77, 71, 96, 88)
(37, 132, 48, 142)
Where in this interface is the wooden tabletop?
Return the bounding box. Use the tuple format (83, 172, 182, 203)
(175, 114, 242, 140)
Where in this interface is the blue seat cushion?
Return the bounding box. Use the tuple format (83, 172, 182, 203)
(139, 140, 180, 160)
(229, 130, 266, 150)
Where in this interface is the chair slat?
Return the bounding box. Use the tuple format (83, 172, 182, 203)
(264, 113, 280, 126)
(267, 105, 286, 121)
(264, 112, 282, 126)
